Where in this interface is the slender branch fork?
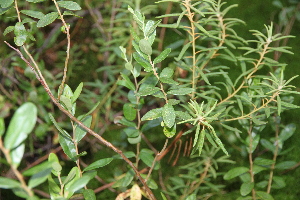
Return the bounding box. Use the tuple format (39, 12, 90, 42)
(4, 41, 156, 200)
(52, 0, 71, 100)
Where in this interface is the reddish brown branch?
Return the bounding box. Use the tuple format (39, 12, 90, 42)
(157, 125, 188, 161)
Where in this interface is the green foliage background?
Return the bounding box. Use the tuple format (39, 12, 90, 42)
(0, 0, 300, 199)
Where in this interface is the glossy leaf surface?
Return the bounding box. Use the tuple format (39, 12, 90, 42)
(4, 102, 37, 150)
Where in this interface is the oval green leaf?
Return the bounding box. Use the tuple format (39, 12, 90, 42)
(48, 153, 61, 176)
(133, 52, 152, 72)
(154, 48, 171, 64)
(123, 127, 139, 138)
(139, 39, 152, 55)
(275, 161, 297, 169)
(37, 12, 59, 27)
(14, 22, 28, 46)
(140, 149, 159, 170)
(256, 191, 274, 200)
(68, 171, 96, 193)
(163, 124, 176, 138)
(240, 182, 254, 196)
(74, 115, 92, 143)
(59, 134, 77, 161)
(162, 103, 175, 128)
(138, 86, 160, 96)
(72, 82, 83, 103)
(48, 175, 61, 199)
(254, 157, 275, 166)
(58, 1, 81, 11)
(0, 177, 21, 189)
(122, 169, 135, 187)
(64, 167, 80, 197)
(279, 123, 296, 142)
(20, 10, 44, 19)
(4, 102, 37, 150)
(260, 139, 275, 153)
(0, 6, 12, 15)
(0, 0, 13, 8)
(3, 26, 14, 36)
(128, 134, 141, 144)
(63, 167, 78, 185)
(83, 189, 96, 200)
(160, 67, 174, 78)
(123, 103, 136, 121)
(28, 168, 52, 189)
(10, 143, 25, 168)
(83, 158, 113, 172)
(224, 167, 249, 180)
(117, 73, 135, 91)
(167, 88, 194, 95)
(49, 113, 72, 140)
(141, 108, 162, 121)
(23, 161, 53, 176)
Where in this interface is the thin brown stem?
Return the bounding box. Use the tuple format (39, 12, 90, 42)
(52, 0, 71, 100)
(141, 134, 158, 154)
(70, 120, 84, 182)
(224, 91, 280, 122)
(267, 117, 280, 193)
(136, 142, 140, 169)
(21, 146, 62, 172)
(0, 138, 34, 197)
(182, 0, 197, 99)
(5, 42, 156, 200)
(148, 55, 168, 103)
(179, 159, 211, 200)
(157, 125, 188, 161)
(198, 5, 227, 72)
(247, 122, 256, 200)
(218, 40, 272, 106)
(146, 140, 168, 182)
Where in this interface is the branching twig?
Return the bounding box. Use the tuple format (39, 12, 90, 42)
(149, 55, 169, 103)
(156, 125, 188, 161)
(218, 40, 272, 107)
(224, 91, 280, 122)
(146, 139, 168, 182)
(182, 0, 197, 99)
(52, 0, 71, 100)
(4, 41, 156, 200)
